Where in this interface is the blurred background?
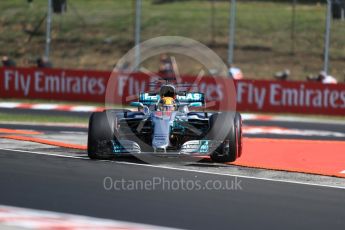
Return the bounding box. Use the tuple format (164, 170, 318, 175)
(0, 0, 344, 80)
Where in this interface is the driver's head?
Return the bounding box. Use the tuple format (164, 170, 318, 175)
(161, 96, 174, 106)
(159, 95, 175, 111)
(160, 85, 176, 98)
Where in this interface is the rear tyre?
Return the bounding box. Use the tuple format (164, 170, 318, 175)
(87, 111, 117, 159)
(234, 112, 243, 157)
(209, 113, 238, 163)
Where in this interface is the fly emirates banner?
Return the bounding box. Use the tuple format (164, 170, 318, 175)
(1, 67, 344, 115)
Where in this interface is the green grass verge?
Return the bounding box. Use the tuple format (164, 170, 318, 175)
(0, 98, 104, 107)
(1, 0, 344, 80)
(0, 112, 88, 124)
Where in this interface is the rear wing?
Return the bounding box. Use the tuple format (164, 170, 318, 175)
(176, 92, 205, 105)
(139, 92, 205, 106)
(139, 93, 159, 105)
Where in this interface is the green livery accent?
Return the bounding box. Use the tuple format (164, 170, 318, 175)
(199, 140, 209, 153)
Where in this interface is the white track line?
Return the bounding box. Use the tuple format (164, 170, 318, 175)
(31, 104, 59, 110)
(115, 161, 345, 190)
(0, 102, 21, 108)
(0, 148, 86, 160)
(0, 147, 344, 190)
(69, 106, 100, 112)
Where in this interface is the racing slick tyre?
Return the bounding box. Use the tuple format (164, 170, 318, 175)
(209, 113, 238, 163)
(87, 111, 117, 160)
(234, 112, 243, 157)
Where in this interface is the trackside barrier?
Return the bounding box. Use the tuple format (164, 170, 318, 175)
(1, 67, 344, 115)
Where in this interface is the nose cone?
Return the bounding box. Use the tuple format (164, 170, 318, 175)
(152, 116, 170, 150)
(152, 134, 169, 151)
(151, 111, 177, 152)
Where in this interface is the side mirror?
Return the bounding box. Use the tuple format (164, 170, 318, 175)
(179, 105, 189, 113)
(188, 102, 203, 107)
(130, 102, 144, 108)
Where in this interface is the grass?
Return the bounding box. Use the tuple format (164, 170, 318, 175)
(0, 112, 88, 124)
(0, 0, 344, 81)
(0, 98, 104, 106)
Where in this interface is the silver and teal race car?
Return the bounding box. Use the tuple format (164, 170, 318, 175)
(87, 82, 242, 163)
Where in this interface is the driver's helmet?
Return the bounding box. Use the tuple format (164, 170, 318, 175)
(159, 84, 176, 98)
(158, 84, 176, 111)
(160, 97, 175, 111)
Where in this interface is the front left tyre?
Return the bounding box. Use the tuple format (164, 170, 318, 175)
(208, 112, 242, 163)
(87, 111, 117, 159)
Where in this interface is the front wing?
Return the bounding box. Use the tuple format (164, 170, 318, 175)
(109, 139, 220, 156)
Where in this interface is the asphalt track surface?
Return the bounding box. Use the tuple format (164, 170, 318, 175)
(0, 108, 345, 229)
(0, 149, 345, 230)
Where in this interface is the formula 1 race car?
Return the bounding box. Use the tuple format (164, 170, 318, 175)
(87, 81, 242, 163)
